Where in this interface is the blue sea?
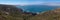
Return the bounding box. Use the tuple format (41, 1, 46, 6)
(16, 5, 58, 12)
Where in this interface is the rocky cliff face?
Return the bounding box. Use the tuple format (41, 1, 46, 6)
(0, 4, 23, 15)
(0, 4, 22, 20)
(0, 4, 23, 20)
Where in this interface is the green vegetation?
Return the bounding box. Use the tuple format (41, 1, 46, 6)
(1, 8, 60, 20)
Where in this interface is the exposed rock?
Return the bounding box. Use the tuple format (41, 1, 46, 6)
(0, 4, 23, 16)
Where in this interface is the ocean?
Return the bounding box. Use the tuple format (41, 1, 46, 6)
(16, 5, 58, 12)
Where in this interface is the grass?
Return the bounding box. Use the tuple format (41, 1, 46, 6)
(0, 9, 60, 20)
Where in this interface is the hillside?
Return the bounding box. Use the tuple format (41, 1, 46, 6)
(31, 8, 60, 20)
(0, 4, 23, 20)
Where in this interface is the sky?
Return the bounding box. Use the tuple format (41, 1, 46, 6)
(0, 0, 60, 6)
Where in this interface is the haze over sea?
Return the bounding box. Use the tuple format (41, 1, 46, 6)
(17, 5, 59, 13)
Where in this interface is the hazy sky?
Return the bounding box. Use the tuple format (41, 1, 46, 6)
(0, 0, 60, 5)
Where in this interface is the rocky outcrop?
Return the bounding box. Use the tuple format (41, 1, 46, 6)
(0, 4, 23, 20)
(0, 4, 23, 16)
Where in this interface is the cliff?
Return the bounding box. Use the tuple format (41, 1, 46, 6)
(0, 4, 23, 20)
